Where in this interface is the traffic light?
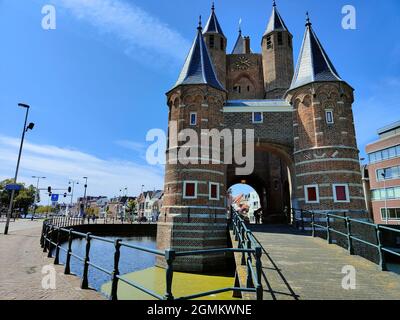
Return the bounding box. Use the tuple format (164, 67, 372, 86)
(68, 186, 72, 193)
(48, 186, 51, 193)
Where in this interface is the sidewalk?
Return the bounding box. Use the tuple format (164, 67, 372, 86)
(0, 220, 104, 300)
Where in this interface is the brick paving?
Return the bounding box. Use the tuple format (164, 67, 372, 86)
(0, 220, 104, 300)
(250, 225, 400, 300)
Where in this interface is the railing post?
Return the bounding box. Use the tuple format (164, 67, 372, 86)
(110, 239, 122, 300)
(326, 215, 331, 244)
(64, 229, 73, 275)
(376, 226, 387, 271)
(81, 232, 92, 289)
(54, 227, 61, 265)
(246, 238, 254, 288)
(241, 228, 246, 265)
(164, 249, 175, 300)
(47, 226, 54, 258)
(301, 210, 305, 231)
(43, 225, 49, 253)
(345, 217, 354, 255)
(311, 211, 315, 237)
(255, 246, 263, 300)
(40, 223, 46, 248)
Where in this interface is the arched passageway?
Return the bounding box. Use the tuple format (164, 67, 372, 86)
(227, 142, 295, 224)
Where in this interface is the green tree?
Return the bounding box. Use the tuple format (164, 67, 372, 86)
(0, 179, 37, 215)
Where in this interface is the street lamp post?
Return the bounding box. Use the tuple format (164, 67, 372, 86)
(83, 177, 88, 217)
(4, 103, 35, 235)
(68, 180, 79, 216)
(32, 176, 46, 220)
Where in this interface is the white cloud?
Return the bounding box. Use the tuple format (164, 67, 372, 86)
(0, 135, 164, 204)
(56, 0, 190, 66)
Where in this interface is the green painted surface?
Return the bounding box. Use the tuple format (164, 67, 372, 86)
(101, 267, 241, 300)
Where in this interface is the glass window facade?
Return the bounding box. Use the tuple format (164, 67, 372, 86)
(377, 166, 400, 180)
(368, 144, 400, 163)
(381, 208, 400, 220)
(371, 186, 400, 200)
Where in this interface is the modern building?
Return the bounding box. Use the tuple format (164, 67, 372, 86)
(157, 2, 367, 272)
(366, 121, 400, 224)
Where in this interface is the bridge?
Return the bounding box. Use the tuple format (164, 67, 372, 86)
(1, 212, 400, 300)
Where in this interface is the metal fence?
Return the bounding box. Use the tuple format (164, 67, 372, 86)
(40, 211, 263, 300)
(291, 208, 400, 271)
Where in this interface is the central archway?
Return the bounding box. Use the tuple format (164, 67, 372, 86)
(227, 142, 295, 224)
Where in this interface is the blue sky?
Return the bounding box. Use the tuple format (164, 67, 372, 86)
(0, 0, 399, 201)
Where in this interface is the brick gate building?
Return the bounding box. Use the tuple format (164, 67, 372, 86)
(157, 2, 367, 272)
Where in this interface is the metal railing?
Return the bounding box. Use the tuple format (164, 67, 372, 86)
(45, 215, 156, 227)
(40, 212, 263, 300)
(290, 208, 400, 271)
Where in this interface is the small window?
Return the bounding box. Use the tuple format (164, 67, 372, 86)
(209, 182, 219, 200)
(305, 185, 319, 203)
(252, 112, 263, 123)
(266, 35, 273, 49)
(288, 35, 292, 48)
(209, 35, 215, 48)
(233, 86, 241, 93)
(190, 112, 197, 126)
(220, 38, 224, 50)
(247, 86, 250, 92)
(277, 32, 283, 45)
(333, 184, 350, 203)
(325, 110, 334, 124)
(183, 181, 197, 199)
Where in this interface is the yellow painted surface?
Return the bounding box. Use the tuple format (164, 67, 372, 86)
(101, 267, 241, 300)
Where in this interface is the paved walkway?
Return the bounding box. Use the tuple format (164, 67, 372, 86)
(0, 220, 104, 300)
(250, 225, 400, 300)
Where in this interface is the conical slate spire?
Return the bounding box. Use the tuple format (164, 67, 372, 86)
(288, 14, 343, 91)
(203, 3, 225, 37)
(170, 17, 225, 92)
(232, 29, 245, 54)
(264, 1, 289, 36)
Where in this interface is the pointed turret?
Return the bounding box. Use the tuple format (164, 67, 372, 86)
(203, 2, 225, 37)
(261, 0, 294, 98)
(203, 3, 227, 87)
(232, 27, 251, 54)
(288, 13, 343, 91)
(170, 17, 225, 92)
(264, 0, 289, 36)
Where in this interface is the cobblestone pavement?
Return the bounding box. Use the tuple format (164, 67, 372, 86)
(0, 220, 104, 300)
(250, 225, 400, 300)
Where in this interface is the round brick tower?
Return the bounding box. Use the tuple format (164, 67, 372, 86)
(262, 1, 294, 99)
(156, 19, 228, 272)
(285, 15, 366, 216)
(203, 3, 227, 88)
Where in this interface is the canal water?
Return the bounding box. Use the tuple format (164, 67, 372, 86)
(53, 236, 157, 294)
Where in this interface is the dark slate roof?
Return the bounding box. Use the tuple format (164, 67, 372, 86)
(264, 3, 289, 36)
(203, 4, 225, 37)
(232, 30, 251, 54)
(289, 20, 343, 91)
(170, 23, 225, 92)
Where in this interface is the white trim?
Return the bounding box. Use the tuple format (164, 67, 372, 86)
(304, 184, 320, 204)
(252, 112, 264, 124)
(223, 106, 292, 113)
(189, 112, 197, 126)
(295, 158, 360, 166)
(183, 181, 197, 199)
(294, 145, 358, 155)
(209, 182, 220, 200)
(296, 170, 361, 177)
(325, 109, 334, 124)
(332, 184, 350, 203)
